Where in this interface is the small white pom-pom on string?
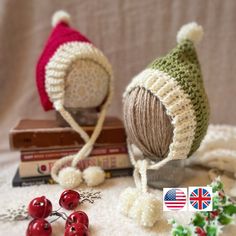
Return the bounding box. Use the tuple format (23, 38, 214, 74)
(177, 22, 204, 45)
(52, 10, 71, 27)
(51, 97, 109, 189)
(118, 187, 140, 216)
(57, 166, 106, 189)
(128, 193, 161, 227)
(118, 148, 162, 227)
(58, 167, 83, 189)
(83, 166, 106, 187)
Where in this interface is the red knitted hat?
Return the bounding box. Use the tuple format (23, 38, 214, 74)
(36, 11, 112, 111)
(35, 11, 114, 189)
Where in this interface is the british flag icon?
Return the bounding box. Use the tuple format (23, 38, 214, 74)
(188, 187, 212, 211)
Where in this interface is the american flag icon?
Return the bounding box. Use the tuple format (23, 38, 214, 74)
(189, 187, 212, 211)
(163, 188, 187, 211)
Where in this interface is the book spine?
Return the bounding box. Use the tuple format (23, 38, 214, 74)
(10, 127, 126, 150)
(12, 168, 133, 187)
(12, 178, 56, 187)
(19, 154, 132, 177)
(21, 146, 127, 162)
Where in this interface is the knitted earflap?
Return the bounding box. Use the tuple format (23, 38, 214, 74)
(119, 22, 207, 227)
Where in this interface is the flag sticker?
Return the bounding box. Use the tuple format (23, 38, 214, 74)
(163, 188, 187, 211)
(188, 187, 212, 211)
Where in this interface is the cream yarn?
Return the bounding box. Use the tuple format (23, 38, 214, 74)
(186, 125, 236, 177)
(118, 187, 161, 227)
(51, 10, 71, 27)
(48, 44, 114, 189)
(51, 98, 111, 188)
(120, 22, 208, 227)
(118, 144, 162, 227)
(119, 187, 140, 216)
(83, 166, 106, 187)
(58, 167, 83, 189)
(38, 11, 114, 189)
(64, 60, 109, 108)
(177, 22, 203, 44)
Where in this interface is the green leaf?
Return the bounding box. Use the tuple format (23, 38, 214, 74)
(220, 196, 227, 204)
(212, 181, 223, 193)
(213, 197, 219, 209)
(206, 225, 217, 236)
(172, 225, 192, 236)
(218, 213, 232, 225)
(193, 213, 205, 228)
(223, 204, 236, 216)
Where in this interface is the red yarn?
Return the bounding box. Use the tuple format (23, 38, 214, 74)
(36, 22, 91, 111)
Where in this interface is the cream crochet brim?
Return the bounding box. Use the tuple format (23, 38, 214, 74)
(45, 41, 113, 107)
(124, 68, 197, 168)
(47, 41, 114, 188)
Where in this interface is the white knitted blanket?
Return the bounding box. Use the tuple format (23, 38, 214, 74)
(186, 125, 236, 178)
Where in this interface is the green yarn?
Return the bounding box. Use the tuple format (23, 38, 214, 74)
(148, 39, 210, 156)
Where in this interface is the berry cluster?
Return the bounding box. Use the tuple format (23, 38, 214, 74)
(170, 178, 236, 236)
(26, 190, 89, 236)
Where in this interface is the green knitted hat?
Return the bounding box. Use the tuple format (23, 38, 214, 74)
(124, 22, 210, 164)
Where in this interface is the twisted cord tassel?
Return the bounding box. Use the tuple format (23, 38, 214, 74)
(51, 91, 112, 183)
(119, 141, 162, 227)
(128, 141, 148, 193)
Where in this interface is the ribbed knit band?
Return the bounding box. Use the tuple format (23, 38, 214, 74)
(36, 22, 91, 111)
(124, 68, 197, 161)
(45, 42, 113, 107)
(149, 39, 210, 155)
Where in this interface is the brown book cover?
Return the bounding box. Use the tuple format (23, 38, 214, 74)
(21, 145, 128, 162)
(12, 168, 134, 187)
(9, 117, 126, 150)
(19, 153, 131, 177)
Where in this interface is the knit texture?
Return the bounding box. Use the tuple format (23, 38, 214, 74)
(124, 68, 197, 162)
(64, 59, 109, 108)
(45, 42, 112, 109)
(36, 22, 91, 111)
(149, 39, 210, 156)
(121, 24, 210, 226)
(124, 23, 210, 165)
(35, 11, 114, 189)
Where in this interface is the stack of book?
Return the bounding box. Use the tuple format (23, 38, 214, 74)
(10, 117, 132, 187)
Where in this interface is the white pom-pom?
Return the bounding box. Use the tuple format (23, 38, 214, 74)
(83, 166, 105, 187)
(129, 193, 161, 227)
(52, 10, 71, 27)
(119, 188, 161, 227)
(58, 167, 82, 189)
(177, 22, 203, 44)
(118, 187, 140, 216)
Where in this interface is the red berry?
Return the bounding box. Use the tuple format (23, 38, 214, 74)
(195, 227, 207, 236)
(26, 219, 52, 236)
(59, 190, 80, 210)
(211, 210, 219, 217)
(28, 196, 52, 219)
(64, 223, 88, 236)
(66, 211, 89, 228)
